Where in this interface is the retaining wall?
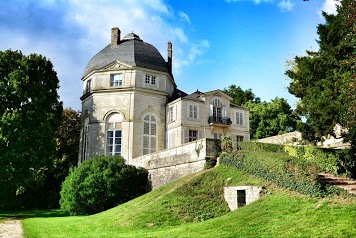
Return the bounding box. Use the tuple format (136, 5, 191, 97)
(130, 138, 217, 189)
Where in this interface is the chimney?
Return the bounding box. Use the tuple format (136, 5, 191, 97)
(111, 27, 120, 46)
(168, 41, 172, 75)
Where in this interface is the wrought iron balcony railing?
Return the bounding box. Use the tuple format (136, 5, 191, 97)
(208, 116, 232, 126)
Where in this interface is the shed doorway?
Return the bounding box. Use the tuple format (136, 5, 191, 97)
(236, 190, 246, 207)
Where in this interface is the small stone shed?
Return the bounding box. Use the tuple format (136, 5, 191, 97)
(224, 186, 263, 211)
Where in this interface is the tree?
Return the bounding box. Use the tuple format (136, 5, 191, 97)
(45, 108, 81, 207)
(223, 84, 261, 105)
(285, 3, 353, 144)
(0, 50, 63, 209)
(60, 155, 150, 215)
(245, 97, 300, 139)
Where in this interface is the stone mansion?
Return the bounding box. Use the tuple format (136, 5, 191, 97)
(79, 27, 250, 164)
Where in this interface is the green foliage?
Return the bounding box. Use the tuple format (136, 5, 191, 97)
(45, 108, 82, 208)
(220, 142, 342, 197)
(60, 155, 149, 215)
(22, 166, 356, 238)
(284, 146, 340, 175)
(244, 97, 300, 139)
(286, 5, 354, 146)
(0, 50, 62, 210)
(222, 84, 260, 105)
(238, 141, 285, 153)
(220, 135, 233, 152)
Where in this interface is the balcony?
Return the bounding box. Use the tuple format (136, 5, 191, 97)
(208, 116, 232, 127)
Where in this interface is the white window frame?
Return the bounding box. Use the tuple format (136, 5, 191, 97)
(187, 103, 198, 120)
(145, 75, 157, 85)
(110, 74, 123, 87)
(82, 117, 89, 162)
(105, 114, 123, 156)
(85, 79, 91, 93)
(168, 105, 175, 123)
(235, 110, 244, 126)
(142, 114, 157, 155)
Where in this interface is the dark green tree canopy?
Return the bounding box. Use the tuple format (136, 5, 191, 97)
(286, 4, 353, 144)
(60, 155, 149, 215)
(223, 84, 261, 105)
(0, 50, 63, 209)
(245, 97, 299, 139)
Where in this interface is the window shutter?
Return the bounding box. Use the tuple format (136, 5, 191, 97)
(222, 107, 227, 117)
(184, 129, 189, 143)
(232, 135, 237, 150)
(143, 122, 149, 135)
(151, 123, 157, 135)
(198, 130, 202, 139)
(151, 137, 157, 152)
(209, 104, 213, 116)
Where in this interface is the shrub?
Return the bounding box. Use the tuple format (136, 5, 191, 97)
(60, 155, 150, 215)
(220, 149, 333, 197)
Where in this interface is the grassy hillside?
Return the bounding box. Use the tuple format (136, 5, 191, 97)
(22, 165, 356, 238)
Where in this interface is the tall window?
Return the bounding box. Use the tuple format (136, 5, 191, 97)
(85, 79, 91, 93)
(106, 113, 122, 156)
(188, 104, 198, 119)
(145, 75, 156, 85)
(143, 114, 157, 155)
(212, 98, 223, 120)
(110, 74, 122, 86)
(236, 111, 244, 125)
(233, 135, 244, 150)
(168, 106, 175, 123)
(82, 117, 89, 162)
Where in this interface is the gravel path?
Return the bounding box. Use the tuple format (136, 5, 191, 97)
(0, 219, 23, 238)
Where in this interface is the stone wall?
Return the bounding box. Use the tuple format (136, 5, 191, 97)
(257, 131, 302, 145)
(130, 138, 217, 189)
(224, 186, 263, 211)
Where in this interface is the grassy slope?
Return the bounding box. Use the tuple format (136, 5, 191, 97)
(23, 165, 356, 238)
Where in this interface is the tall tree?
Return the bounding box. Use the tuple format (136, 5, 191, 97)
(223, 84, 261, 105)
(47, 108, 81, 207)
(286, 6, 353, 144)
(0, 50, 63, 209)
(245, 97, 299, 139)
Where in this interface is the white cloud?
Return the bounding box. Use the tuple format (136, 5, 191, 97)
(320, 0, 341, 15)
(0, 0, 210, 108)
(226, 0, 293, 11)
(225, 0, 273, 4)
(178, 11, 191, 25)
(278, 0, 294, 12)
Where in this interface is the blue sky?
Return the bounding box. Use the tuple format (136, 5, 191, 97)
(0, 0, 339, 110)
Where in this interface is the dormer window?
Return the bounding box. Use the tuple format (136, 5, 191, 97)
(110, 74, 122, 87)
(145, 75, 156, 85)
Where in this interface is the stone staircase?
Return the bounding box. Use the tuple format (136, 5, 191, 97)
(318, 173, 356, 195)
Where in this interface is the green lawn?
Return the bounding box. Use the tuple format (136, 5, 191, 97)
(21, 165, 356, 238)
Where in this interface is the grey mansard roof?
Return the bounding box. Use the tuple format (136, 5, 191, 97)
(83, 33, 170, 78)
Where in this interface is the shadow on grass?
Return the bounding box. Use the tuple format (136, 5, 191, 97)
(0, 209, 70, 220)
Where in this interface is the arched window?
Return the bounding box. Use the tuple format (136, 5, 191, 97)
(82, 117, 89, 162)
(143, 114, 157, 155)
(106, 113, 123, 156)
(212, 98, 223, 121)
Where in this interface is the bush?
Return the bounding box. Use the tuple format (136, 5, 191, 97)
(220, 149, 334, 197)
(60, 155, 150, 215)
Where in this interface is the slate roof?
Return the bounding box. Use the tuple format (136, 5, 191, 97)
(182, 90, 204, 102)
(83, 33, 170, 78)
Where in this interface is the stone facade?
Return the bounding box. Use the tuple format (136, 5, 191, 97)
(78, 27, 250, 185)
(224, 186, 263, 211)
(130, 138, 216, 188)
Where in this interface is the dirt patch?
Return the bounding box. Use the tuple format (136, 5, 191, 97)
(0, 218, 23, 238)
